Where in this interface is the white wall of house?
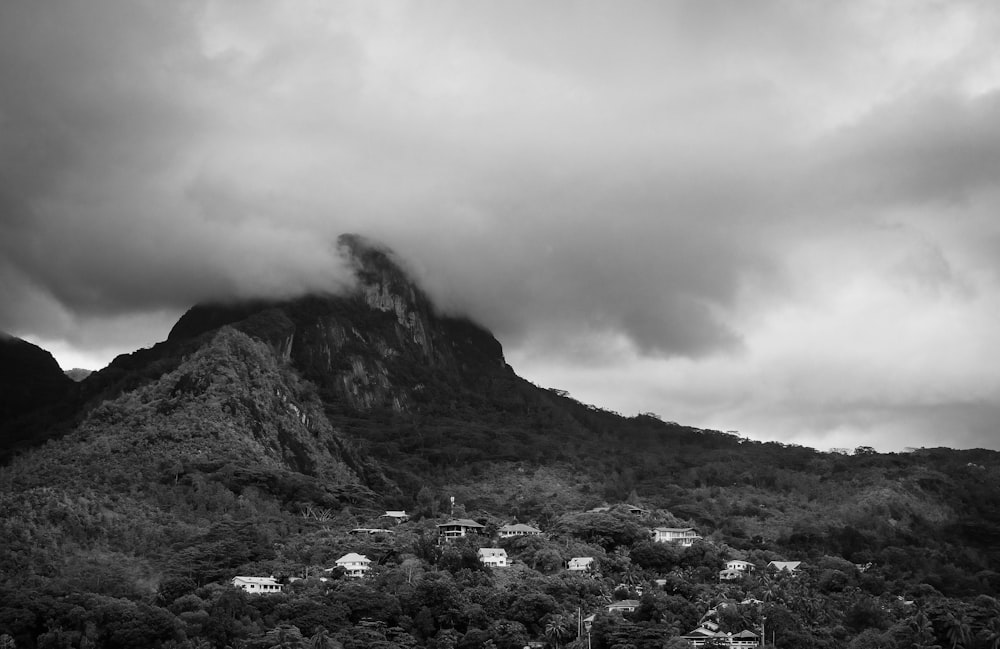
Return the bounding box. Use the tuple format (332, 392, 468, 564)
(232, 577, 282, 593)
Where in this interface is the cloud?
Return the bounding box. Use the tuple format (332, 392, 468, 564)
(0, 1, 360, 337)
(3, 0, 1000, 450)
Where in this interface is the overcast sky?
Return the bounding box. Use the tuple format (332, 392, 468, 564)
(3, 1, 1000, 453)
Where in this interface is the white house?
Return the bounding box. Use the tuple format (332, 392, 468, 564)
(382, 510, 409, 523)
(477, 548, 508, 567)
(437, 519, 485, 542)
(568, 557, 595, 572)
(726, 560, 754, 572)
(651, 527, 702, 546)
(232, 576, 282, 594)
(498, 523, 543, 538)
(334, 552, 372, 578)
(768, 561, 801, 573)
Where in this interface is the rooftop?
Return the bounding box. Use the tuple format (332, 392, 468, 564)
(437, 518, 485, 528)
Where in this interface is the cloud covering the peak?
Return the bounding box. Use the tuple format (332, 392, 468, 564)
(3, 0, 1000, 451)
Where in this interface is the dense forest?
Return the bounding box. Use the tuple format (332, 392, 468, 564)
(1, 236, 999, 649)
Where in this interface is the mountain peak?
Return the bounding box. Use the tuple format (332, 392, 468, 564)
(337, 232, 409, 283)
(167, 234, 428, 344)
(161, 235, 507, 415)
(337, 233, 437, 344)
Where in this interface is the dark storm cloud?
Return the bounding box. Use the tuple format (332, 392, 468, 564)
(3, 0, 1000, 450)
(0, 1, 358, 341)
(1, 0, 793, 358)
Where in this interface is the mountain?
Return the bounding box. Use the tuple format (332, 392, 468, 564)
(1, 234, 999, 649)
(65, 368, 93, 382)
(0, 332, 73, 417)
(0, 332, 78, 458)
(166, 233, 513, 417)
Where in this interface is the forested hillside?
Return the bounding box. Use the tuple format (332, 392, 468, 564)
(1, 236, 999, 649)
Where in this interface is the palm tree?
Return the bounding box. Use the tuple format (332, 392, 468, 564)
(545, 614, 575, 649)
(908, 611, 942, 649)
(755, 573, 777, 603)
(309, 627, 332, 649)
(266, 624, 306, 649)
(978, 617, 1000, 649)
(943, 612, 973, 649)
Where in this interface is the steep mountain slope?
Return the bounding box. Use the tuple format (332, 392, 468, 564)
(0, 325, 370, 593)
(0, 333, 77, 459)
(37, 327, 363, 488)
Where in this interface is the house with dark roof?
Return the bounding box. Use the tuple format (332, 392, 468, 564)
(498, 523, 543, 538)
(729, 630, 761, 648)
(683, 622, 760, 648)
(437, 518, 485, 541)
(606, 600, 640, 613)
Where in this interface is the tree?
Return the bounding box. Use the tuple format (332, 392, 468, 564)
(848, 628, 892, 649)
(662, 638, 694, 649)
(905, 611, 942, 649)
(507, 592, 558, 635)
(544, 614, 576, 649)
(630, 542, 682, 573)
(978, 618, 1000, 649)
(157, 576, 198, 606)
(487, 620, 528, 649)
(943, 611, 973, 649)
(555, 512, 649, 551)
(263, 624, 306, 649)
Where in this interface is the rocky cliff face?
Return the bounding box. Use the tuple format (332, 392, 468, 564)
(166, 234, 511, 415)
